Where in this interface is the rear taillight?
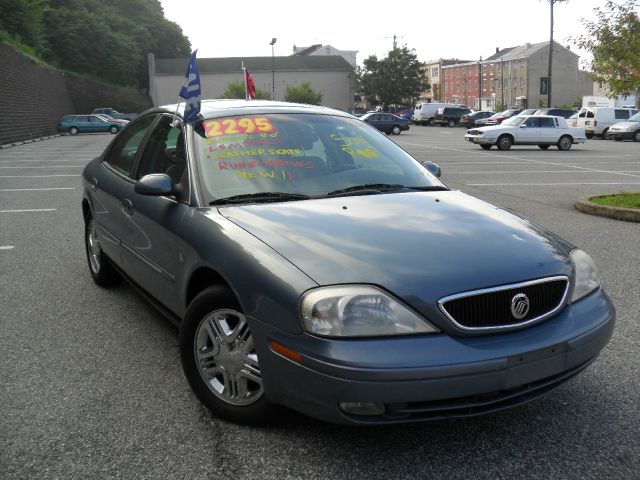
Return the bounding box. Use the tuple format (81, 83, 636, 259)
(594, 120, 597, 126)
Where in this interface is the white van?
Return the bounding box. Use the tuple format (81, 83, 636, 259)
(576, 107, 639, 138)
(414, 102, 462, 126)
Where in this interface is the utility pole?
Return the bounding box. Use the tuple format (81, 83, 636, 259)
(547, 0, 567, 108)
(385, 34, 404, 50)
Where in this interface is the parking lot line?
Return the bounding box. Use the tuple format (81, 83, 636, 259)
(0, 208, 57, 213)
(0, 174, 80, 178)
(0, 245, 15, 250)
(447, 170, 640, 174)
(397, 140, 640, 180)
(0, 187, 76, 192)
(0, 159, 89, 163)
(469, 182, 640, 186)
(0, 166, 84, 169)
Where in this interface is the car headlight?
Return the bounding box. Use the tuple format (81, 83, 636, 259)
(570, 249, 601, 302)
(300, 285, 438, 337)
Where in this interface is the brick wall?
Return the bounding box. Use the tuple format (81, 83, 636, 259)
(0, 42, 75, 145)
(0, 42, 153, 145)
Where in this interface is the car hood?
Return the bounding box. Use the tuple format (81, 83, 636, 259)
(474, 124, 513, 133)
(218, 191, 573, 317)
(610, 121, 638, 129)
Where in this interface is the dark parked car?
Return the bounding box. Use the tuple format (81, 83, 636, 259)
(460, 111, 494, 128)
(476, 109, 523, 126)
(433, 107, 472, 126)
(360, 112, 410, 134)
(81, 99, 614, 425)
(534, 108, 577, 118)
(58, 114, 124, 135)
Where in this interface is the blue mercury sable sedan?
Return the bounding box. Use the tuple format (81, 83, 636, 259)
(81, 100, 615, 425)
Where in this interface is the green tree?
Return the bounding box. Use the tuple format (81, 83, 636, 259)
(357, 46, 428, 111)
(0, 0, 48, 54)
(219, 80, 271, 100)
(41, 0, 190, 87)
(572, 0, 640, 100)
(284, 82, 323, 105)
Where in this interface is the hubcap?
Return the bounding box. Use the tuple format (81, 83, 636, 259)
(87, 219, 101, 273)
(194, 309, 263, 406)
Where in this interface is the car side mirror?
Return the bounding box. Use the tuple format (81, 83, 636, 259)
(420, 161, 442, 178)
(134, 173, 174, 196)
(520, 124, 527, 128)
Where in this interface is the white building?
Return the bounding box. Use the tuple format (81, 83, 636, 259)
(147, 53, 354, 112)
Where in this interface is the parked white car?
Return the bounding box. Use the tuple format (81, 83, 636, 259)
(465, 115, 587, 151)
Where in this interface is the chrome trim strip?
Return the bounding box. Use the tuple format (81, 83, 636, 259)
(437, 276, 570, 332)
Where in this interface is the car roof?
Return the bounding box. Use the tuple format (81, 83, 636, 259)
(153, 99, 352, 121)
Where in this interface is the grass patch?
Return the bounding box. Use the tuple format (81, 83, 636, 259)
(591, 192, 640, 210)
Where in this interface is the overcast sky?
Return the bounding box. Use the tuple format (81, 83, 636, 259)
(158, 0, 627, 66)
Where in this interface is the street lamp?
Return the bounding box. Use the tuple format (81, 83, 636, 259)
(269, 37, 277, 100)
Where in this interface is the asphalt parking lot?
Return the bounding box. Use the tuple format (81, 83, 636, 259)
(1, 128, 638, 479)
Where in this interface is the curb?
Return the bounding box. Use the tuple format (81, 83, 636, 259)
(575, 195, 640, 223)
(0, 134, 62, 149)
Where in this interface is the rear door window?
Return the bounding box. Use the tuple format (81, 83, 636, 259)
(615, 109, 629, 119)
(539, 117, 555, 128)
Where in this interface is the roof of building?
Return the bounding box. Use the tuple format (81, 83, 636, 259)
(486, 41, 577, 61)
(292, 44, 323, 56)
(154, 55, 353, 75)
(485, 47, 516, 61)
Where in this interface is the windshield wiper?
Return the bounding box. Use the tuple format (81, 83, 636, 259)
(210, 192, 311, 205)
(327, 184, 448, 197)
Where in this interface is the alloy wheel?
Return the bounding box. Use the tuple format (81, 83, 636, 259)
(194, 309, 263, 406)
(87, 218, 101, 274)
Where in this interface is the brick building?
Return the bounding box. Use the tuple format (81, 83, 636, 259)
(441, 41, 593, 110)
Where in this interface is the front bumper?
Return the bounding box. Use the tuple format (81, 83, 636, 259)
(608, 130, 636, 140)
(250, 288, 615, 424)
(465, 135, 494, 145)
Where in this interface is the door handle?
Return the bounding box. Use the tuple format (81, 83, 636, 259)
(122, 198, 133, 215)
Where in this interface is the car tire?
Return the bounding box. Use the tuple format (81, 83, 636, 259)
(69, 126, 79, 136)
(109, 126, 119, 134)
(179, 286, 276, 425)
(601, 128, 611, 140)
(538, 145, 550, 150)
(480, 144, 492, 150)
(557, 135, 573, 151)
(634, 130, 640, 142)
(447, 120, 455, 127)
(392, 125, 401, 135)
(85, 214, 122, 287)
(496, 135, 512, 151)
(614, 137, 623, 141)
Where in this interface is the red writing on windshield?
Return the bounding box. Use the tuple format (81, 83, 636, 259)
(218, 160, 315, 170)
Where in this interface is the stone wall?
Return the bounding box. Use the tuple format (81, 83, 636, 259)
(0, 42, 152, 145)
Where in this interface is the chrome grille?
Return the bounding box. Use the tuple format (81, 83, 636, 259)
(438, 276, 570, 331)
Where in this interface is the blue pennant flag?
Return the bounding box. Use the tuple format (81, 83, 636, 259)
(179, 50, 201, 122)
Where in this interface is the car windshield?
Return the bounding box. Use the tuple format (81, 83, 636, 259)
(489, 110, 508, 119)
(502, 116, 526, 126)
(629, 112, 640, 122)
(192, 113, 444, 203)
